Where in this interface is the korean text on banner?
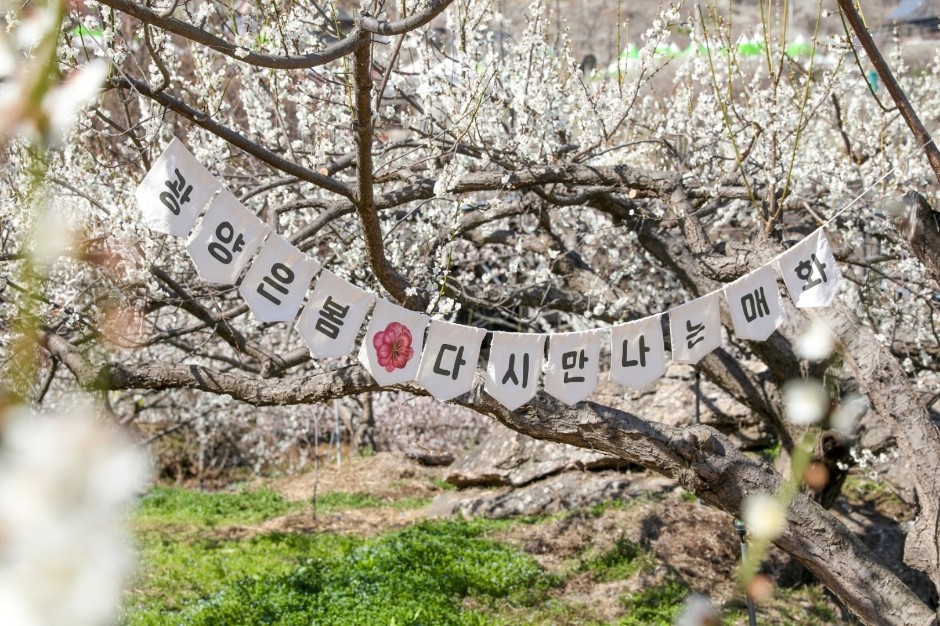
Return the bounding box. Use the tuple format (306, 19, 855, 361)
(186, 189, 270, 284)
(723, 265, 785, 341)
(777, 229, 842, 308)
(417, 320, 487, 401)
(297, 270, 375, 358)
(669, 292, 721, 365)
(484, 332, 546, 411)
(135, 137, 221, 237)
(544, 330, 604, 406)
(609, 315, 666, 389)
(358, 299, 430, 386)
(239, 233, 319, 322)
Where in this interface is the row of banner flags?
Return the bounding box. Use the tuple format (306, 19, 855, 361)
(135, 138, 843, 409)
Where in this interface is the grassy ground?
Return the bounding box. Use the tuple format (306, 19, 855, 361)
(121, 455, 855, 625)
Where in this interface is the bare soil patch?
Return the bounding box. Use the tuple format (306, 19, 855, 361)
(270, 451, 448, 502)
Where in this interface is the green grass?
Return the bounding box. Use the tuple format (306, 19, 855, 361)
(315, 491, 433, 512)
(124, 483, 858, 626)
(137, 487, 301, 527)
(125, 520, 555, 626)
(137, 487, 433, 531)
(578, 537, 654, 582)
(127, 531, 360, 616)
(617, 577, 689, 626)
(313, 490, 387, 511)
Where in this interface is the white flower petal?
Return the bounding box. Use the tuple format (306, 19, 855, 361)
(0, 407, 151, 626)
(795, 319, 835, 362)
(675, 593, 717, 626)
(783, 379, 829, 426)
(41, 60, 109, 143)
(831, 393, 868, 436)
(742, 493, 786, 540)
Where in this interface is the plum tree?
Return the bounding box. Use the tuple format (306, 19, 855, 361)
(2, 0, 940, 623)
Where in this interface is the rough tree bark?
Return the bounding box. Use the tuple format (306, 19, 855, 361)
(838, 0, 940, 596)
(39, 328, 938, 625)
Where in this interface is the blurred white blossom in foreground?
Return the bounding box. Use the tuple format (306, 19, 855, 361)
(794, 318, 836, 362)
(0, 0, 109, 146)
(675, 593, 718, 626)
(0, 407, 151, 626)
(831, 392, 868, 437)
(782, 379, 830, 426)
(742, 493, 786, 541)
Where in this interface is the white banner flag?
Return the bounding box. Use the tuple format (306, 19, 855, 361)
(723, 265, 785, 341)
(135, 137, 221, 236)
(239, 233, 319, 322)
(609, 314, 666, 389)
(358, 299, 430, 386)
(186, 189, 270, 284)
(484, 332, 546, 411)
(777, 229, 842, 308)
(417, 320, 487, 401)
(296, 271, 375, 358)
(544, 330, 603, 406)
(669, 292, 721, 365)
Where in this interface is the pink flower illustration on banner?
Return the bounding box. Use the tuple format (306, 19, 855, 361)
(373, 322, 414, 372)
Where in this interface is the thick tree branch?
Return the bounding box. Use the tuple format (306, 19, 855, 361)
(358, 0, 454, 36)
(149, 267, 285, 373)
(40, 330, 936, 625)
(108, 75, 354, 200)
(352, 41, 426, 310)
(372, 166, 747, 211)
(820, 299, 940, 593)
(891, 192, 940, 285)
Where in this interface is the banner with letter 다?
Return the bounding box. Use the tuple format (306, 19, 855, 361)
(134, 137, 847, 414)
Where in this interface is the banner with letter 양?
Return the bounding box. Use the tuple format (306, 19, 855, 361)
(186, 189, 270, 285)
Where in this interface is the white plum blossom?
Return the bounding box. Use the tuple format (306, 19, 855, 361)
(831, 392, 868, 436)
(782, 379, 830, 426)
(0, 407, 151, 626)
(742, 493, 787, 541)
(795, 318, 836, 362)
(675, 593, 718, 626)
